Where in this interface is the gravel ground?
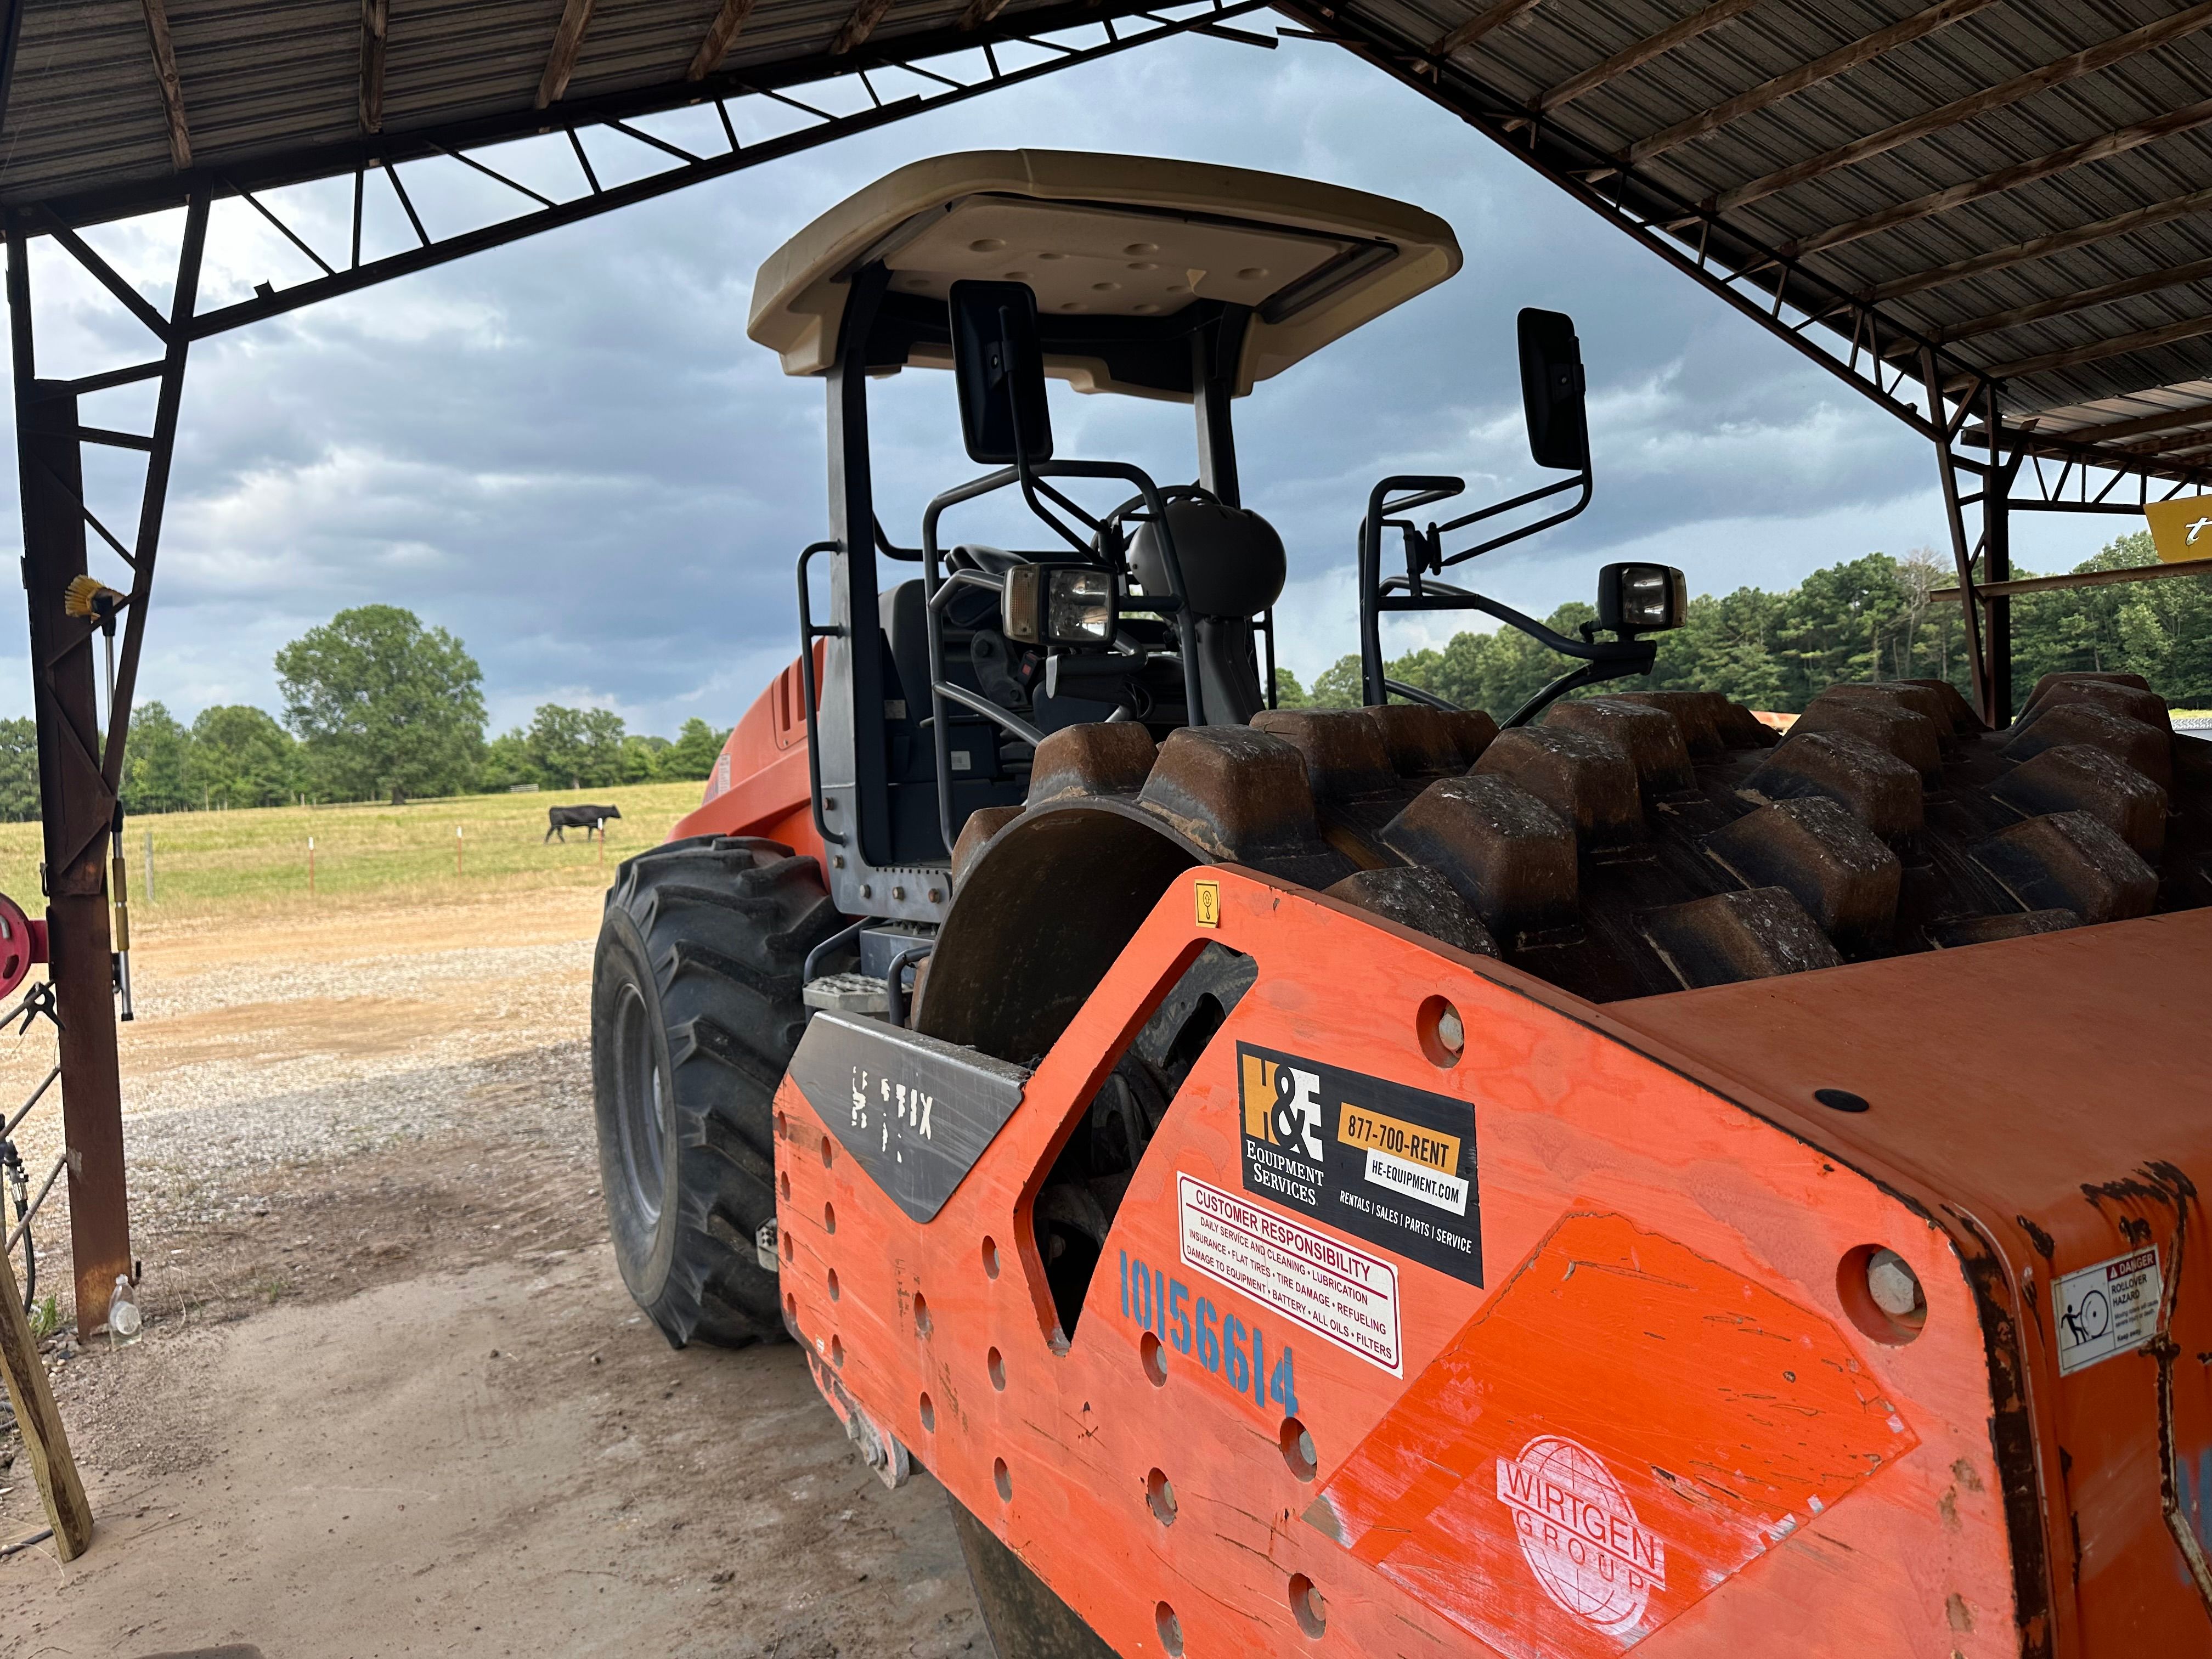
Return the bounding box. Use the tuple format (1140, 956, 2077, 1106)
(1, 910, 600, 1300)
(0, 891, 985, 1657)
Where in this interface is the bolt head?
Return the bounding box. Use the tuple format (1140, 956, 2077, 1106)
(1866, 1249, 1923, 1318)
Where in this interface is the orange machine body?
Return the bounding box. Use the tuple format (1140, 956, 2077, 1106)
(772, 865, 2212, 1657)
(672, 647, 825, 865)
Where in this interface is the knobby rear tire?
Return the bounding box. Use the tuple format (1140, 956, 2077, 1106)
(591, 834, 842, 1348)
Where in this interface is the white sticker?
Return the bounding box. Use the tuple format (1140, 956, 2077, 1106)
(1364, 1146, 1470, 1215)
(2054, 1246, 2163, 1375)
(1497, 1436, 1666, 1635)
(1176, 1174, 1401, 1374)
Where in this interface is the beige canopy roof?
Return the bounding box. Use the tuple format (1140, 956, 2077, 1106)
(748, 149, 1462, 398)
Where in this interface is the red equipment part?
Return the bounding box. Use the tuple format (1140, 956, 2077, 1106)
(0, 891, 49, 1000)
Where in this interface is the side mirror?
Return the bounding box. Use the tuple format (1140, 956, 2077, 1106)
(1518, 308, 1589, 472)
(951, 280, 1054, 465)
(1598, 562, 1687, 634)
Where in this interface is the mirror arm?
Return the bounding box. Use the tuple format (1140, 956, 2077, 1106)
(1502, 648, 1655, 729)
(1360, 475, 1464, 706)
(1436, 466, 1592, 568)
(1445, 589, 1648, 663)
(1383, 678, 1462, 712)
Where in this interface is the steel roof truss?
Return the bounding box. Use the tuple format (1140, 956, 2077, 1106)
(1793, 97, 2212, 259)
(1717, 3, 2212, 215)
(1626, 0, 1999, 166)
(136, 0, 193, 172)
(1864, 187, 2212, 307)
(154, 2, 1266, 343)
(1523, 0, 1765, 119)
(690, 0, 763, 80)
(834, 0, 900, 57)
(538, 0, 602, 109)
(360, 0, 388, 136)
(1888, 256, 2212, 356)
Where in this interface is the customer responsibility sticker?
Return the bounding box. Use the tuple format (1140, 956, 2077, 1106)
(1177, 1174, 1401, 1374)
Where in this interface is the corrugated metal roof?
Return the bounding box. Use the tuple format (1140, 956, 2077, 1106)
(2, 0, 2209, 478)
(1297, 0, 2212, 480)
(0, 0, 1139, 213)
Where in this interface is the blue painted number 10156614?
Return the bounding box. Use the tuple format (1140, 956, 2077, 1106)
(1119, 1250, 1297, 1413)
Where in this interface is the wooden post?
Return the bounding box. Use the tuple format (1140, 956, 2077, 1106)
(455, 824, 462, 877)
(0, 1245, 93, 1560)
(308, 836, 315, 896)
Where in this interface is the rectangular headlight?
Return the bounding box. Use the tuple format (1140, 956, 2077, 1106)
(1599, 562, 1688, 633)
(1046, 567, 1116, 644)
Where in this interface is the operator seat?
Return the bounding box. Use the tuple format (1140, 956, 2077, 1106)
(1130, 499, 1287, 725)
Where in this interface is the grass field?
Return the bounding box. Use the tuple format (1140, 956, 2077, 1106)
(0, 780, 709, 926)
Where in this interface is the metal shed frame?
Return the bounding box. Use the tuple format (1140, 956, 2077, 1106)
(2, 0, 2210, 1331)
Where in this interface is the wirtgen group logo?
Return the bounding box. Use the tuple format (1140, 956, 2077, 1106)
(1242, 1051, 1323, 1160)
(1496, 1435, 1664, 1635)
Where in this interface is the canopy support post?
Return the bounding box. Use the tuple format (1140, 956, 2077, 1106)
(2, 198, 204, 1335)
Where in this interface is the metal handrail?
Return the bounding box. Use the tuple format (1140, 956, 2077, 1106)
(918, 459, 1192, 856)
(794, 539, 845, 847)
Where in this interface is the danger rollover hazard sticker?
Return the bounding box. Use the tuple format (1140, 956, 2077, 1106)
(1177, 1175, 1402, 1374)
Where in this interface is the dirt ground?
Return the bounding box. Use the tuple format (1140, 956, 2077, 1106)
(0, 889, 983, 1658)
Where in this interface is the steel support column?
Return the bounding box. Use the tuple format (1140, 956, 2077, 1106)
(1982, 380, 2014, 723)
(3, 200, 204, 1331)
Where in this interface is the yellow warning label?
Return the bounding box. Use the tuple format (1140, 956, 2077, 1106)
(1337, 1104, 1460, 1175)
(1240, 1051, 1276, 1141)
(1194, 879, 1221, 928)
(2144, 496, 2212, 563)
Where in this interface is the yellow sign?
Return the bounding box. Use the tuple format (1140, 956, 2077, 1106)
(1193, 879, 1221, 928)
(2143, 496, 2212, 563)
(1337, 1103, 1460, 1174)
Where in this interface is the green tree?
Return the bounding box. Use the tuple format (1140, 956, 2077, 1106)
(120, 700, 194, 814)
(1307, 653, 1364, 708)
(1282, 540, 2212, 725)
(185, 705, 297, 809)
(621, 732, 670, 783)
(658, 717, 728, 780)
(276, 606, 486, 802)
(477, 729, 535, 791)
(2012, 532, 2212, 709)
(526, 703, 628, 789)
(0, 719, 36, 822)
(1270, 668, 1312, 709)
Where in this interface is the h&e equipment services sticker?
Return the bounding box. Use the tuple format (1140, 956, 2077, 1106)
(1235, 1041, 1481, 1285)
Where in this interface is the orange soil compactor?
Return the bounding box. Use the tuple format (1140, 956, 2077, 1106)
(590, 152, 2212, 1658)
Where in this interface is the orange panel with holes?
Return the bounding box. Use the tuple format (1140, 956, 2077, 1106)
(772, 866, 2212, 1657)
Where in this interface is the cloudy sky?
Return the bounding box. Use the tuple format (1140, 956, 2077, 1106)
(3, 26, 2115, 740)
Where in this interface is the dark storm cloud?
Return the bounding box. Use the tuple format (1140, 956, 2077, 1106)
(0, 30, 2037, 733)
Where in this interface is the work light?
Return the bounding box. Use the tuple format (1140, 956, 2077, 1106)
(1598, 562, 1687, 634)
(1005, 563, 1118, 646)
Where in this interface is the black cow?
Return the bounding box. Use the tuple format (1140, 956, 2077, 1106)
(546, 803, 622, 843)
